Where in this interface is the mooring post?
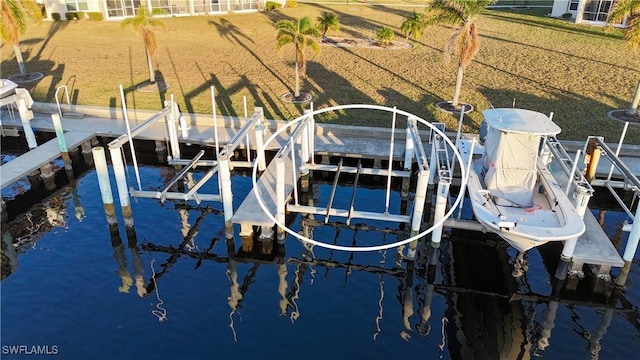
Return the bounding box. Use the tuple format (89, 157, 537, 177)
(616, 200, 640, 287)
(92, 147, 119, 235)
(429, 175, 450, 265)
(555, 184, 591, 281)
(276, 158, 286, 243)
(51, 113, 74, 179)
(81, 141, 94, 166)
(218, 156, 234, 239)
(108, 147, 134, 230)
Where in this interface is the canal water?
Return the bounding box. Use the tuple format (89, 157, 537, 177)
(1, 164, 639, 359)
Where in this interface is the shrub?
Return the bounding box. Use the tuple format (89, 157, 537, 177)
(376, 27, 395, 47)
(265, 1, 282, 11)
(285, 0, 297, 7)
(561, 13, 573, 19)
(87, 12, 103, 21)
(65, 11, 80, 20)
(51, 12, 61, 21)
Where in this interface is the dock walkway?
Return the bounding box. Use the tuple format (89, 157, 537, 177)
(1, 130, 94, 189)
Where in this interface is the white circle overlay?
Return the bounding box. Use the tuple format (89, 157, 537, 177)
(251, 104, 467, 252)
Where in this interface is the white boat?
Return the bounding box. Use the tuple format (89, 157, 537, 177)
(457, 108, 585, 252)
(0, 79, 18, 98)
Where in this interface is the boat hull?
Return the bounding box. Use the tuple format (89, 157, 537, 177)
(458, 138, 585, 252)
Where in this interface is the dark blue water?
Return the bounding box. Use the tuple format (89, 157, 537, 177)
(1, 166, 639, 359)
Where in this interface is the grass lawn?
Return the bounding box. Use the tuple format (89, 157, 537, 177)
(1, 3, 638, 143)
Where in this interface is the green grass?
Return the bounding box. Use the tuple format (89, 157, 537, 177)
(1, 3, 638, 143)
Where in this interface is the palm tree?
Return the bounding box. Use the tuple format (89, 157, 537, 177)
(0, 0, 42, 77)
(607, 0, 640, 115)
(316, 11, 339, 38)
(426, 0, 495, 108)
(121, 7, 165, 84)
(276, 17, 321, 98)
(376, 27, 395, 47)
(401, 11, 426, 40)
(607, 0, 640, 48)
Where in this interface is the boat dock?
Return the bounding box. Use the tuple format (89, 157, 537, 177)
(1, 90, 639, 293)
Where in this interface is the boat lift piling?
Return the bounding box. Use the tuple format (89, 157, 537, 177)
(92, 147, 119, 236)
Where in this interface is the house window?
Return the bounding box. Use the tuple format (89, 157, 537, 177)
(583, 0, 615, 22)
(569, 0, 579, 11)
(106, 0, 140, 17)
(150, 0, 190, 15)
(65, 0, 88, 11)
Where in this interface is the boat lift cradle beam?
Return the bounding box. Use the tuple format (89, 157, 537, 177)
(282, 111, 432, 246)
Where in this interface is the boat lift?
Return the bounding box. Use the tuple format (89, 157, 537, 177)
(579, 125, 640, 288)
(96, 85, 268, 233)
(244, 104, 464, 258)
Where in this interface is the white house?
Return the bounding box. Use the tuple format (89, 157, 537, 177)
(551, 0, 627, 26)
(39, 0, 271, 21)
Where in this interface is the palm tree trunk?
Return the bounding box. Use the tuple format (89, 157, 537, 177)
(629, 80, 640, 115)
(452, 65, 464, 107)
(13, 44, 27, 76)
(294, 61, 300, 98)
(146, 47, 156, 83)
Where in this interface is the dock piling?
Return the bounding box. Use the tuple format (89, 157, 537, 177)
(108, 147, 134, 229)
(430, 176, 450, 251)
(92, 147, 119, 234)
(616, 200, 640, 287)
(81, 141, 94, 166)
(219, 156, 234, 238)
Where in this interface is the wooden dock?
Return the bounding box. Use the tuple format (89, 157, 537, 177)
(1, 130, 94, 189)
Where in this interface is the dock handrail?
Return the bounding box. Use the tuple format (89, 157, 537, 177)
(54, 85, 70, 118)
